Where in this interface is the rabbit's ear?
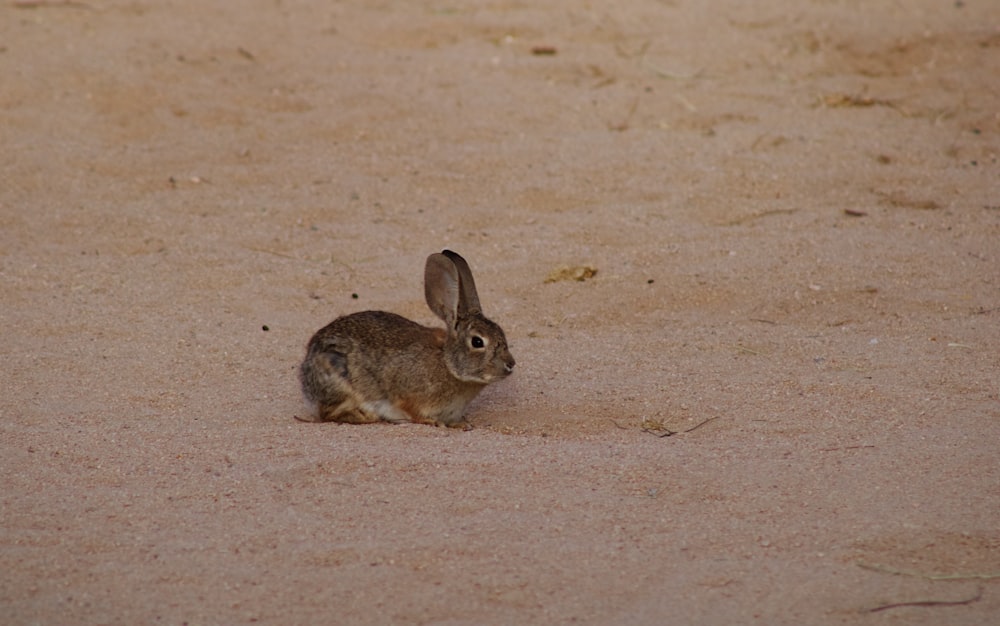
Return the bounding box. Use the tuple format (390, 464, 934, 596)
(442, 250, 482, 316)
(425, 252, 461, 326)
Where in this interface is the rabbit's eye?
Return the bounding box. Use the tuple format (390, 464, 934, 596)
(470, 336, 485, 349)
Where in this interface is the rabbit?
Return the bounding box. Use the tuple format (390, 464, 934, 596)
(298, 250, 515, 427)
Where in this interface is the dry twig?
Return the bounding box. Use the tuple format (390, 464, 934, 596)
(642, 416, 720, 438)
(865, 587, 983, 613)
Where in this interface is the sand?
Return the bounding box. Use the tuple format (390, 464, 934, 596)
(2, 0, 999, 623)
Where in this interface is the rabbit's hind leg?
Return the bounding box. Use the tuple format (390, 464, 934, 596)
(299, 350, 379, 423)
(319, 400, 380, 424)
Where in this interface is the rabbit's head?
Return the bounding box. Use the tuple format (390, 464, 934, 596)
(425, 250, 515, 385)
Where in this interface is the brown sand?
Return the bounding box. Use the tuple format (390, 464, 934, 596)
(2, 0, 999, 624)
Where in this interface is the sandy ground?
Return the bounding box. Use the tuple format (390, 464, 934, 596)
(2, 0, 999, 624)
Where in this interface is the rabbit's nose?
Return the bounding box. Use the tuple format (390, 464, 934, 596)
(504, 356, 516, 373)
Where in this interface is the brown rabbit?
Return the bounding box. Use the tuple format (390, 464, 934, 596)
(298, 250, 515, 427)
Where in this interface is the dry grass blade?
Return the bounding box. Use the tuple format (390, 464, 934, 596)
(544, 265, 598, 283)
